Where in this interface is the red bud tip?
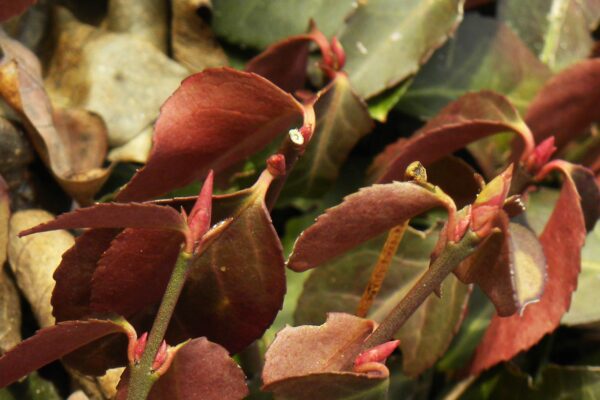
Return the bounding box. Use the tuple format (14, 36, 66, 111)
(152, 340, 169, 371)
(330, 36, 346, 70)
(354, 340, 400, 367)
(188, 171, 214, 252)
(133, 332, 148, 363)
(267, 154, 286, 177)
(452, 206, 471, 242)
(526, 136, 557, 173)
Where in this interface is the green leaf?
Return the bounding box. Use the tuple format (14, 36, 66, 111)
(211, 0, 356, 49)
(295, 228, 470, 376)
(340, 0, 464, 99)
(397, 14, 552, 119)
(498, 0, 600, 71)
(367, 80, 411, 122)
(0, 373, 61, 400)
(281, 73, 374, 204)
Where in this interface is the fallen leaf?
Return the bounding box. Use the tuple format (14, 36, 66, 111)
(498, 0, 600, 71)
(8, 209, 74, 328)
(281, 73, 374, 203)
(0, 30, 111, 204)
(107, 0, 168, 52)
(287, 181, 455, 271)
(107, 126, 153, 164)
(339, 0, 464, 99)
(295, 229, 470, 377)
(212, 0, 356, 49)
(469, 167, 587, 373)
(262, 313, 389, 400)
(0, 319, 130, 388)
(115, 338, 248, 400)
(525, 59, 600, 151)
(45, 8, 189, 146)
(397, 15, 552, 119)
(116, 68, 304, 202)
(371, 91, 534, 183)
(171, 0, 228, 72)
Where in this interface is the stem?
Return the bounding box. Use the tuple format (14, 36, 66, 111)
(356, 222, 408, 317)
(361, 232, 481, 350)
(126, 251, 192, 400)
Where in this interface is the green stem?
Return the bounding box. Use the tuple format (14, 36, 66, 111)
(126, 251, 192, 400)
(361, 232, 481, 350)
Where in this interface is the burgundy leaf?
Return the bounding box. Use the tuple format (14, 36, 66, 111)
(116, 68, 304, 202)
(0, 319, 130, 388)
(469, 167, 587, 373)
(0, 0, 35, 21)
(370, 91, 535, 183)
(262, 313, 388, 399)
(525, 59, 600, 150)
(116, 338, 248, 400)
(20, 202, 189, 241)
(287, 181, 455, 271)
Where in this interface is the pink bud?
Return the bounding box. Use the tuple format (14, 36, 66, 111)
(152, 340, 168, 371)
(330, 36, 346, 70)
(133, 332, 148, 363)
(526, 137, 557, 173)
(267, 154, 286, 177)
(452, 206, 471, 242)
(354, 340, 400, 367)
(187, 171, 213, 252)
(470, 165, 513, 237)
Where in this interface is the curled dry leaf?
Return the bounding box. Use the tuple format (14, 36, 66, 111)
(0, 30, 110, 204)
(8, 209, 75, 328)
(263, 313, 389, 400)
(0, 0, 35, 22)
(45, 8, 188, 146)
(0, 319, 131, 388)
(287, 181, 455, 271)
(295, 228, 470, 377)
(107, 0, 168, 52)
(172, 0, 228, 73)
(371, 91, 535, 183)
(469, 166, 590, 373)
(525, 59, 600, 151)
(116, 338, 248, 400)
(116, 68, 304, 202)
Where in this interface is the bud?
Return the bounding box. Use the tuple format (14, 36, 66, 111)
(404, 161, 427, 184)
(267, 154, 286, 177)
(152, 340, 169, 371)
(354, 340, 400, 368)
(471, 165, 513, 237)
(187, 171, 213, 252)
(133, 332, 148, 363)
(526, 137, 556, 174)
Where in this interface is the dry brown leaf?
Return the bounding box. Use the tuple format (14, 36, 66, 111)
(46, 8, 189, 146)
(0, 30, 111, 205)
(107, 0, 168, 52)
(8, 209, 75, 328)
(171, 0, 228, 72)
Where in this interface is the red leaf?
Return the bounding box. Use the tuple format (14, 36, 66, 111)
(469, 168, 587, 374)
(370, 91, 535, 183)
(116, 68, 304, 202)
(525, 59, 600, 150)
(0, 0, 35, 22)
(116, 338, 248, 400)
(20, 202, 189, 242)
(287, 181, 455, 271)
(0, 319, 130, 388)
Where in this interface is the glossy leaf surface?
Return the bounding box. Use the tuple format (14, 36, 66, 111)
(397, 15, 551, 119)
(339, 0, 464, 99)
(117, 68, 304, 201)
(287, 181, 454, 271)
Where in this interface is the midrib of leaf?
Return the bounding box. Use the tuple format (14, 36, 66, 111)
(539, 0, 570, 68)
(306, 80, 346, 189)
